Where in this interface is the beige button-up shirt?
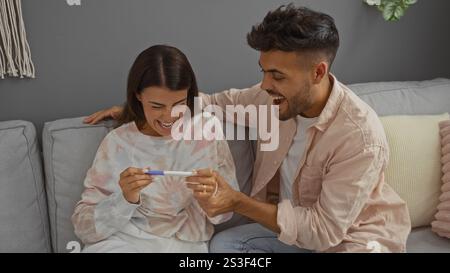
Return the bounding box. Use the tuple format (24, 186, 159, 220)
(202, 75, 411, 252)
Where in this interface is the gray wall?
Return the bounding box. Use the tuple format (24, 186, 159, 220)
(1, 0, 450, 134)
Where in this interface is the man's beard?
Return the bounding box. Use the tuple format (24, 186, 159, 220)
(278, 83, 312, 121)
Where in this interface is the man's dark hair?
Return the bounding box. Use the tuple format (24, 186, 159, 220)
(247, 4, 339, 67)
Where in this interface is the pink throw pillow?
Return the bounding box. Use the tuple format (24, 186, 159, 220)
(432, 120, 450, 238)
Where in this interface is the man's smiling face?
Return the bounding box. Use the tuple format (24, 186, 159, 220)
(259, 50, 316, 121)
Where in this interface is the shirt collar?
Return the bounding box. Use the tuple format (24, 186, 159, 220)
(313, 74, 345, 132)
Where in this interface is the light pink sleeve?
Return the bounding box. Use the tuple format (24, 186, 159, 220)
(277, 145, 386, 251)
(71, 132, 139, 244)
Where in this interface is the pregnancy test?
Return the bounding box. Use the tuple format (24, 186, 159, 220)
(145, 170, 196, 177)
(144, 170, 200, 185)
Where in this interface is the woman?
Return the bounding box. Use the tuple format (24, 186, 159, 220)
(72, 45, 239, 252)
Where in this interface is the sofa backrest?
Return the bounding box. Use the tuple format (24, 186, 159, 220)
(0, 120, 51, 252)
(349, 78, 450, 116)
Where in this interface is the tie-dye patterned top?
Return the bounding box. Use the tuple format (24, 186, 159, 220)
(72, 117, 239, 245)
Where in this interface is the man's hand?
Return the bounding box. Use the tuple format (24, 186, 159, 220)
(185, 168, 241, 218)
(83, 105, 123, 124)
(187, 168, 281, 233)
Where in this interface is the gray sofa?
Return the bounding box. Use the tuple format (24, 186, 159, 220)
(1, 78, 450, 253)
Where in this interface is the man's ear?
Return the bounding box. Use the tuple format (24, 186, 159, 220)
(312, 61, 328, 84)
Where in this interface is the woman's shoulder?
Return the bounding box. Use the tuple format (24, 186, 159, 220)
(190, 112, 225, 141)
(112, 121, 138, 134)
(102, 122, 138, 144)
(190, 111, 223, 129)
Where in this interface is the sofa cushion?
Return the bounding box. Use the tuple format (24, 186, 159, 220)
(349, 78, 450, 116)
(42, 118, 115, 253)
(380, 113, 449, 228)
(42, 118, 255, 251)
(432, 120, 450, 237)
(407, 227, 450, 253)
(0, 120, 51, 252)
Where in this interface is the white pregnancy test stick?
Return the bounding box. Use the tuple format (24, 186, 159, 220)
(145, 170, 196, 177)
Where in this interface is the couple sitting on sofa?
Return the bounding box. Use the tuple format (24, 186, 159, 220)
(74, 5, 411, 253)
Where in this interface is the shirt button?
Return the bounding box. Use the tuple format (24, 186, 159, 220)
(273, 161, 278, 165)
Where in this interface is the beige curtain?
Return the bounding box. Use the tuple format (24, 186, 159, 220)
(0, 0, 34, 79)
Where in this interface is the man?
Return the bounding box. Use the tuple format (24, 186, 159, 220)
(85, 4, 411, 252)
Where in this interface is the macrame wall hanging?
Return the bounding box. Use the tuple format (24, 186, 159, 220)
(0, 0, 35, 79)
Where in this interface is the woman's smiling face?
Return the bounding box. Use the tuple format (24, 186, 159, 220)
(137, 86, 188, 137)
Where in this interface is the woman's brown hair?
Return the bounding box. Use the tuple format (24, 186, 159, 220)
(117, 45, 199, 128)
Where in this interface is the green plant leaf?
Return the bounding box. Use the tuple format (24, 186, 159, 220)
(364, 0, 417, 21)
(382, 1, 405, 21)
(364, 0, 382, 5)
(403, 0, 417, 5)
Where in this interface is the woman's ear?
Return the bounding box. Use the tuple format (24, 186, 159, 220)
(136, 93, 142, 102)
